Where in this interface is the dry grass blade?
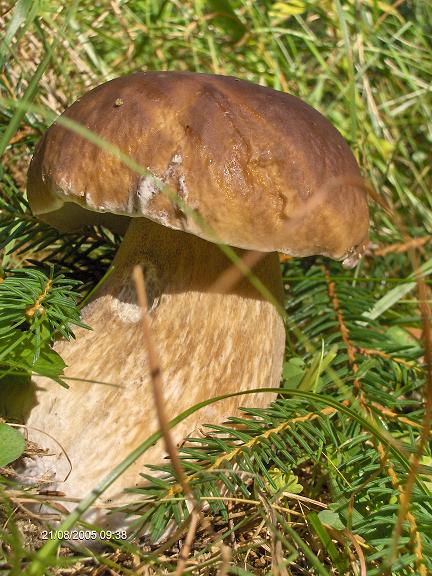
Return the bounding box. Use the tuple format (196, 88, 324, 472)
(174, 510, 201, 576)
(132, 265, 196, 505)
(208, 250, 266, 295)
(132, 264, 202, 576)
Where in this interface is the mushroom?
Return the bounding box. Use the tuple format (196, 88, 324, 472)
(18, 72, 369, 513)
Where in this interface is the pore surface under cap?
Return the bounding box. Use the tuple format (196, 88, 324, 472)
(28, 71, 369, 263)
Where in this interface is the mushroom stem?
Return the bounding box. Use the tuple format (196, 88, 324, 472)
(16, 217, 285, 506)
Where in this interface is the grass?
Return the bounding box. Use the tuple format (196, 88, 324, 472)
(1, 0, 432, 574)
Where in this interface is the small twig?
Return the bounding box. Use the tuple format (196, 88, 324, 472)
(143, 513, 199, 563)
(175, 510, 201, 576)
(346, 530, 367, 576)
(329, 528, 367, 576)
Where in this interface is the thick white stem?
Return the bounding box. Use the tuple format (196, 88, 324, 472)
(10, 218, 285, 511)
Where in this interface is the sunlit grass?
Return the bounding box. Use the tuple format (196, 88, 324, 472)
(1, 0, 431, 574)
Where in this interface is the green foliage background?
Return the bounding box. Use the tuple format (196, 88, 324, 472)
(0, 0, 431, 574)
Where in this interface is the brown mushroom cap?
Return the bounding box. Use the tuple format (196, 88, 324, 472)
(28, 71, 369, 266)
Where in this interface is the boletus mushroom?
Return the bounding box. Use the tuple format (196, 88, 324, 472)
(19, 72, 369, 516)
